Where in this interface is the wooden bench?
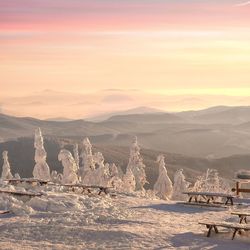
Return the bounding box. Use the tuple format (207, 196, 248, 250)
(183, 192, 236, 206)
(199, 221, 250, 240)
(0, 189, 43, 198)
(0, 210, 10, 215)
(4, 178, 49, 186)
(231, 210, 250, 224)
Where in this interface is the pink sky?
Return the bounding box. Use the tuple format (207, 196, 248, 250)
(1, 1, 250, 118)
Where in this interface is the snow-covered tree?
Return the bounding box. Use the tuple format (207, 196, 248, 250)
(1, 151, 13, 179)
(192, 169, 231, 193)
(93, 152, 110, 186)
(122, 168, 136, 193)
(154, 155, 173, 200)
(80, 137, 95, 170)
(126, 137, 147, 191)
(32, 128, 51, 180)
(58, 149, 79, 184)
(172, 169, 190, 201)
(110, 163, 119, 178)
(109, 163, 123, 189)
(14, 173, 21, 179)
(79, 137, 96, 184)
(51, 170, 62, 183)
(73, 143, 80, 170)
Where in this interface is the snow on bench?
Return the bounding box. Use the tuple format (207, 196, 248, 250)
(4, 178, 50, 186)
(183, 191, 236, 206)
(0, 210, 10, 215)
(0, 189, 43, 198)
(231, 210, 250, 224)
(199, 220, 250, 240)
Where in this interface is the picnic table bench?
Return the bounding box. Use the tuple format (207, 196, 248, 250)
(183, 191, 236, 206)
(62, 184, 112, 195)
(0, 210, 10, 215)
(4, 178, 49, 186)
(231, 210, 250, 224)
(0, 189, 43, 198)
(199, 221, 250, 240)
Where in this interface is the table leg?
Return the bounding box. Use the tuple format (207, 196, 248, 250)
(232, 229, 238, 240)
(207, 225, 213, 237)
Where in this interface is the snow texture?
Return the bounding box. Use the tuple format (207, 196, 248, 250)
(58, 149, 79, 184)
(126, 137, 147, 191)
(32, 128, 51, 180)
(1, 151, 13, 180)
(154, 155, 173, 200)
(0, 190, 249, 250)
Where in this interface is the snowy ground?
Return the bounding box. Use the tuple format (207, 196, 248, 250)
(0, 190, 249, 250)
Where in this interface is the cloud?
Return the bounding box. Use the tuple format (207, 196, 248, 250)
(235, 1, 250, 6)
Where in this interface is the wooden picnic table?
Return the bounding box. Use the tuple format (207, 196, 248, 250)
(183, 191, 236, 206)
(61, 184, 112, 195)
(199, 220, 250, 240)
(232, 179, 250, 196)
(231, 210, 250, 224)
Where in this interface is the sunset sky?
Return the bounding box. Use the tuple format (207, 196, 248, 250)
(1, 0, 250, 118)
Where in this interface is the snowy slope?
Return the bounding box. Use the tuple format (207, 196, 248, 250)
(0, 191, 249, 250)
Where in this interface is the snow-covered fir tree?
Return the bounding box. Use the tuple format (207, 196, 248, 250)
(79, 137, 96, 184)
(192, 169, 230, 193)
(122, 168, 136, 193)
(126, 137, 147, 191)
(109, 163, 123, 189)
(93, 152, 111, 186)
(32, 128, 51, 180)
(154, 155, 173, 200)
(172, 169, 190, 201)
(1, 151, 13, 180)
(73, 143, 80, 170)
(58, 149, 79, 184)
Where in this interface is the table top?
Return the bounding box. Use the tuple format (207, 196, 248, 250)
(183, 191, 235, 198)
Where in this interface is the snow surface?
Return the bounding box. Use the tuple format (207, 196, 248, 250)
(0, 188, 249, 249)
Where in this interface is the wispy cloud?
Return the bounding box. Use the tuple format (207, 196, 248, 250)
(235, 1, 250, 6)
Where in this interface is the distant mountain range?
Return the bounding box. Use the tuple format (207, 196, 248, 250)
(85, 106, 164, 121)
(1, 105, 250, 158)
